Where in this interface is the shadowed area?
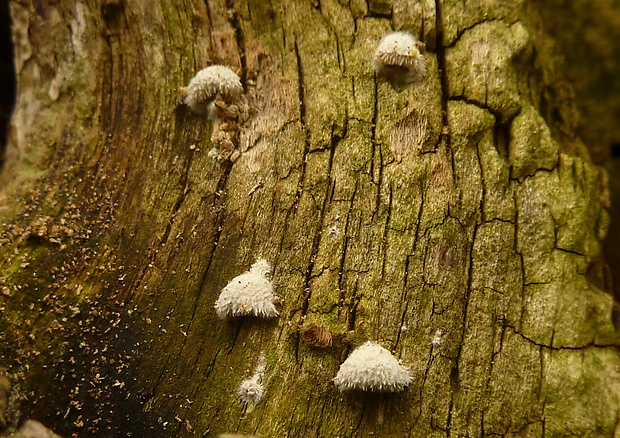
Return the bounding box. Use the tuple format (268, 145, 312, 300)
(0, 0, 16, 170)
(541, 0, 620, 304)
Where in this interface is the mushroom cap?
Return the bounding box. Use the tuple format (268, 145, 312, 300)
(373, 31, 427, 84)
(250, 258, 272, 278)
(214, 260, 279, 319)
(183, 65, 243, 113)
(333, 341, 413, 392)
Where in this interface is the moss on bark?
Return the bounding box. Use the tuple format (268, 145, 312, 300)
(0, 0, 619, 436)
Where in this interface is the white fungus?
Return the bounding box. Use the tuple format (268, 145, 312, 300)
(214, 258, 279, 319)
(181, 65, 243, 114)
(373, 31, 427, 86)
(431, 329, 444, 349)
(333, 341, 413, 392)
(237, 377, 264, 405)
(237, 352, 266, 405)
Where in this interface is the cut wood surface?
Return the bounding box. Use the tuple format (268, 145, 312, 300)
(1, 0, 619, 436)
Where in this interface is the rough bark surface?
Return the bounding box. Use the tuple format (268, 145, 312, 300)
(1, 0, 619, 437)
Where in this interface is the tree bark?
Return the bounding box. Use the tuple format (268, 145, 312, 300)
(1, 0, 619, 437)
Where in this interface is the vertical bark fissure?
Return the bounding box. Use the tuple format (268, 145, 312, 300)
(0, 0, 14, 172)
(299, 127, 338, 320)
(447, 220, 479, 436)
(314, 396, 329, 438)
(337, 180, 357, 317)
(294, 37, 311, 203)
(225, 0, 247, 84)
(299, 143, 338, 361)
(412, 180, 426, 253)
(446, 395, 455, 437)
(347, 275, 360, 332)
(393, 254, 412, 351)
(475, 141, 487, 220)
(369, 75, 379, 195)
(379, 184, 393, 279)
(351, 392, 368, 435)
(434, 0, 451, 152)
(193, 159, 234, 297)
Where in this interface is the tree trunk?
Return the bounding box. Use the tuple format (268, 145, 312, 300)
(1, 0, 619, 436)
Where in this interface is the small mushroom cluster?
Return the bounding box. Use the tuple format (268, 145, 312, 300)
(212, 257, 426, 399)
(180, 65, 249, 161)
(192, 28, 432, 409)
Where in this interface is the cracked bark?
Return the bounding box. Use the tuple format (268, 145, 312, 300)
(1, 0, 619, 437)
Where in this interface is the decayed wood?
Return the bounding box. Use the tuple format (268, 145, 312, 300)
(1, 0, 619, 436)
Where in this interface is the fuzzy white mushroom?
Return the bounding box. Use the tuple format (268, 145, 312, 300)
(214, 259, 279, 319)
(373, 31, 427, 85)
(181, 65, 243, 114)
(237, 377, 264, 405)
(237, 352, 266, 405)
(333, 341, 413, 392)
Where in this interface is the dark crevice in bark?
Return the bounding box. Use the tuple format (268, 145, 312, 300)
(314, 397, 329, 438)
(294, 120, 340, 363)
(380, 185, 392, 279)
(483, 217, 515, 225)
(369, 74, 379, 187)
(476, 137, 488, 220)
(0, 0, 14, 174)
(290, 38, 311, 217)
(393, 254, 412, 351)
(412, 182, 425, 253)
(447, 218, 478, 435)
(228, 319, 246, 354)
(347, 275, 360, 333)
(225, 0, 247, 85)
(366, 0, 392, 19)
(351, 392, 368, 435)
(493, 117, 511, 162)
(450, 95, 520, 127)
(444, 18, 506, 49)
(435, 0, 451, 153)
(299, 127, 339, 320)
(337, 181, 357, 316)
(509, 161, 558, 184)
(188, 159, 234, 336)
(445, 387, 455, 438)
(334, 33, 345, 74)
(507, 324, 619, 350)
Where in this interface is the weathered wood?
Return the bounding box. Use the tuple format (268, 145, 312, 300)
(1, 0, 619, 436)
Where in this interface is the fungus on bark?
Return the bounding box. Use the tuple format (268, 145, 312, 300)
(237, 377, 264, 405)
(214, 259, 279, 319)
(372, 31, 427, 87)
(180, 65, 243, 115)
(333, 341, 413, 392)
(431, 329, 444, 349)
(237, 352, 266, 405)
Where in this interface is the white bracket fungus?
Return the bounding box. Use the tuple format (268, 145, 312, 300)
(237, 352, 266, 405)
(373, 31, 427, 87)
(214, 259, 279, 319)
(180, 65, 243, 114)
(333, 341, 413, 392)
